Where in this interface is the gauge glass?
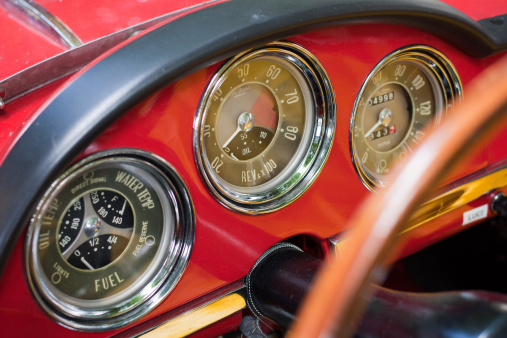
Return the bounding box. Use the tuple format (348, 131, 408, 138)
(350, 47, 461, 189)
(195, 43, 335, 213)
(203, 57, 312, 190)
(58, 189, 134, 270)
(26, 150, 194, 331)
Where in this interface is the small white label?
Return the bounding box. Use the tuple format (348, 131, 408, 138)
(462, 204, 488, 226)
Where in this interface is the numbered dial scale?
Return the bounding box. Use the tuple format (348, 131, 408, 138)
(350, 46, 461, 189)
(195, 43, 335, 213)
(25, 150, 194, 331)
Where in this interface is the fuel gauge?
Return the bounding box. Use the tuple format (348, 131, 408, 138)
(26, 150, 194, 330)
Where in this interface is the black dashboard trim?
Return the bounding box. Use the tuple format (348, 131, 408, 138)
(479, 14, 507, 47)
(0, 0, 506, 275)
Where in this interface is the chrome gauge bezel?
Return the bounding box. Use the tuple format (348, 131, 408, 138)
(350, 45, 462, 190)
(25, 149, 194, 331)
(194, 42, 335, 214)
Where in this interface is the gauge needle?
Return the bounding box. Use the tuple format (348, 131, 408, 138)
(119, 199, 127, 216)
(81, 257, 95, 270)
(364, 108, 393, 138)
(222, 112, 255, 149)
(222, 126, 241, 149)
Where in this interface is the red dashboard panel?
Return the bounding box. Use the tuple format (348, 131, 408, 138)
(0, 1, 507, 336)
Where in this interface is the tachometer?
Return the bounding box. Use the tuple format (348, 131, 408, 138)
(195, 42, 335, 213)
(25, 150, 194, 331)
(350, 46, 462, 190)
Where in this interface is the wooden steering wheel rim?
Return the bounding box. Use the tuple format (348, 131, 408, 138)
(292, 55, 507, 337)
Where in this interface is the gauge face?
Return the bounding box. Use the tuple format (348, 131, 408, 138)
(26, 151, 194, 331)
(195, 43, 335, 213)
(351, 47, 461, 189)
(59, 190, 134, 270)
(202, 57, 310, 188)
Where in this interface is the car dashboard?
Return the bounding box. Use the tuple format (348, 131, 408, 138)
(1, 0, 507, 336)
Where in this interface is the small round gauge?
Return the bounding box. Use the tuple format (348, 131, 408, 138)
(195, 42, 335, 213)
(25, 150, 194, 331)
(89, 190, 134, 229)
(350, 46, 462, 190)
(58, 197, 84, 251)
(66, 233, 131, 270)
(58, 189, 135, 272)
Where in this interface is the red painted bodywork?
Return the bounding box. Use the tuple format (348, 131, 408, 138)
(0, 0, 506, 336)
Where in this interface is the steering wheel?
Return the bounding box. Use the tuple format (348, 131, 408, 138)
(292, 55, 507, 336)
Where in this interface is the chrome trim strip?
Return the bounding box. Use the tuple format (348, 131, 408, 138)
(3, 0, 82, 48)
(115, 281, 245, 337)
(330, 161, 507, 247)
(139, 286, 247, 338)
(0, 0, 223, 104)
(401, 163, 507, 234)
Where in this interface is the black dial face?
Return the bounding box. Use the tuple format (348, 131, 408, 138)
(58, 198, 84, 252)
(58, 189, 134, 270)
(90, 190, 134, 229)
(67, 234, 131, 270)
(351, 54, 449, 188)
